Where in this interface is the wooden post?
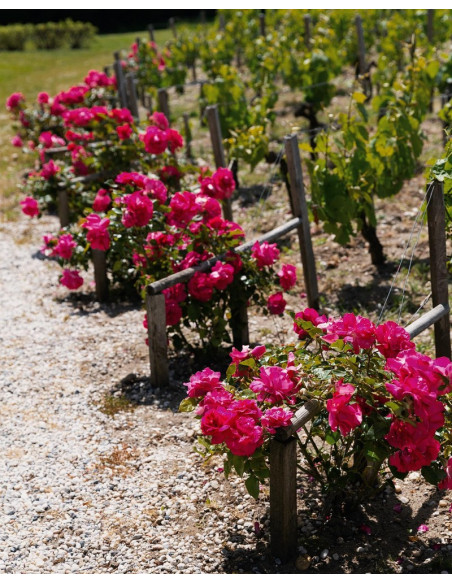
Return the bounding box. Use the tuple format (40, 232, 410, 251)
(169, 17, 177, 38)
(427, 181, 451, 358)
(355, 14, 366, 78)
(113, 52, 128, 109)
(157, 88, 170, 120)
(219, 13, 225, 31)
(206, 105, 234, 221)
(148, 24, 155, 43)
(427, 9, 434, 44)
(304, 14, 311, 50)
(125, 73, 140, 121)
(355, 14, 371, 98)
(58, 190, 70, 228)
(229, 279, 250, 348)
(191, 61, 197, 83)
(284, 134, 319, 310)
(135, 36, 141, 49)
(183, 113, 193, 160)
(103, 66, 111, 77)
(270, 437, 298, 563)
(92, 249, 109, 302)
(259, 12, 266, 37)
(146, 292, 170, 387)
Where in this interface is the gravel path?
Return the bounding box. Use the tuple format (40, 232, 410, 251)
(0, 215, 269, 574)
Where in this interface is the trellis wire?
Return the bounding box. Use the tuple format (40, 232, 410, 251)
(377, 182, 433, 325)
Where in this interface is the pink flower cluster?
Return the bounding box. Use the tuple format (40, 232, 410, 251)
(185, 364, 293, 457)
(139, 112, 183, 155)
(326, 380, 363, 436)
(384, 349, 452, 473)
(199, 168, 236, 200)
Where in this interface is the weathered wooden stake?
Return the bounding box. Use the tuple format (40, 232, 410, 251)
(219, 13, 225, 31)
(284, 134, 319, 310)
(229, 279, 250, 348)
(427, 181, 451, 359)
(103, 66, 111, 77)
(183, 113, 193, 160)
(259, 12, 266, 37)
(427, 9, 435, 44)
(270, 437, 298, 563)
(148, 24, 155, 43)
(304, 14, 311, 50)
(125, 73, 140, 121)
(169, 17, 177, 38)
(146, 292, 170, 387)
(205, 105, 233, 222)
(113, 52, 128, 108)
(92, 249, 109, 302)
(355, 14, 371, 98)
(58, 190, 70, 228)
(157, 88, 170, 121)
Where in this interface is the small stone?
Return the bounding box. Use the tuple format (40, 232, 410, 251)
(332, 553, 339, 561)
(439, 500, 449, 508)
(337, 537, 344, 544)
(295, 555, 311, 571)
(320, 549, 329, 560)
(395, 485, 402, 494)
(357, 547, 366, 553)
(399, 496, 409, 504)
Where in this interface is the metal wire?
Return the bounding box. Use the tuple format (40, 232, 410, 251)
(377, 181, 434, 325)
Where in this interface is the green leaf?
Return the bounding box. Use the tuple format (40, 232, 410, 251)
(231, 454, 246, 477)
(421, 463, 447, 486)
(179, 397, 197, 413)
(352, 91, 367, 104)
(245, 474, 260, 499)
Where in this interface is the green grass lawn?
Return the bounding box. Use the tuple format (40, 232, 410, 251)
(0, 29, 172, 106)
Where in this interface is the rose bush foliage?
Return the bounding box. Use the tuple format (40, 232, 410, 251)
(181, 309, 452, 500)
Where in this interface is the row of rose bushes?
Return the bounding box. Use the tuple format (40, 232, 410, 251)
(7, 68, 452, 504)
(7, 76, 299, 352)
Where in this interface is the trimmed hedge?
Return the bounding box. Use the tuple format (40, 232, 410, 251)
(0, 19, 97, 51)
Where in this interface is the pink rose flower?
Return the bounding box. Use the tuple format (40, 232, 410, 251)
(11, 135, 23, 148)
(92, 189, 111, 212)
(212, 167, 235, 199)
(278, 264, 297, 291)
(116, 124, 133, 140)
(52, 234, 77, 260)
(251, 241, 280, 269)
(149, 111, 169, 130)
(165, 299, 183, 326)
(375, 321, 415, 358)
(267, 292, 286, 315)
(121, 192, 154, 228)
(82, 214, 110, 251)
(60, 269, 83, 290)
(323, 313, 376, 354)
(37, 92, 49, 104)
(210, 261, 235, 290)
(6, 92, 24, 110)
(40, 159, 60, 180)
(187, 272, 214, 302)
(140, 125, 168, 154)
(166, 128, 184, 153)
(250, 366, 297, 404)
(184, 367, 223, 399)
(326, 380, 363, 436)
(20, 197, 39, 217)
(293, 307, 328, 339)
(439, 458, 452, 490)
(261, 407, 293, 434)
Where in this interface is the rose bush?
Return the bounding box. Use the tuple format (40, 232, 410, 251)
(181, 309, 452, 502)
(43, 164, 297, 352)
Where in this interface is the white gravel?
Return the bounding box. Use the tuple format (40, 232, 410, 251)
(0, 215, 272, 574)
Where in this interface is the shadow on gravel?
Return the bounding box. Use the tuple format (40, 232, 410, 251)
(334, 257, 431, 317)
(218, 485, 450, 574)
(236, 184, 273, 208)
(56, 293, 142, 318)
